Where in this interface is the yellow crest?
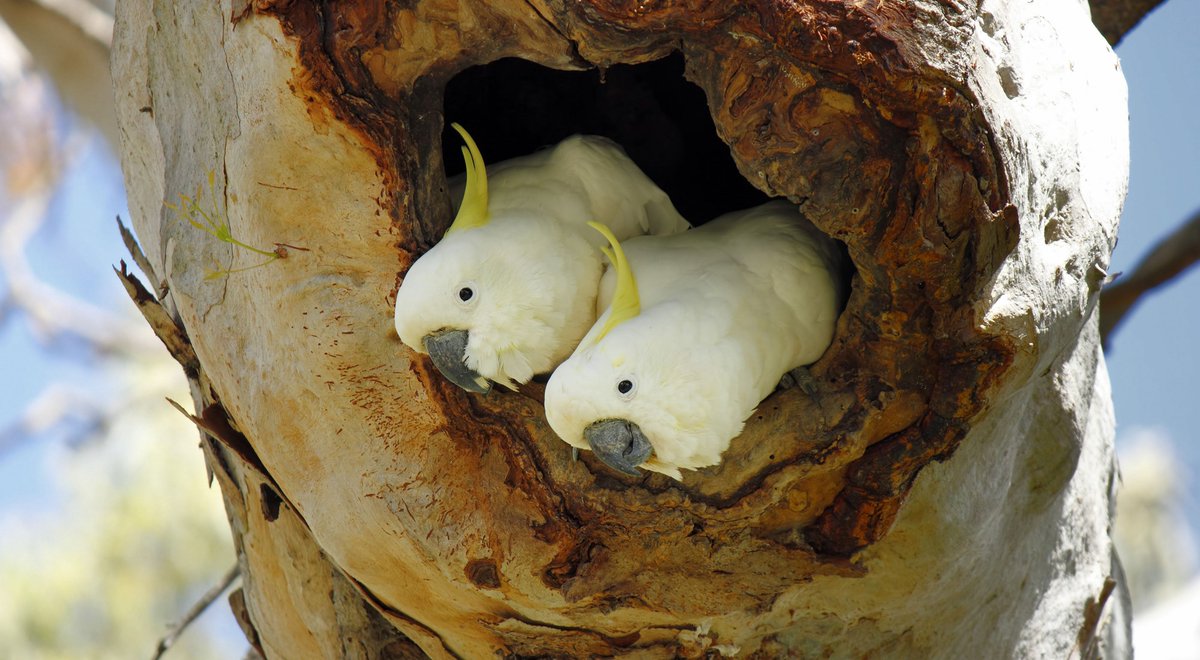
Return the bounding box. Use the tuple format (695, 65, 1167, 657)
(444, 123, 489, 236)
(588, 221, 640, 343)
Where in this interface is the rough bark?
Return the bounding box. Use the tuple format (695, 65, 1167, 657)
(113, 0, 1129, 657)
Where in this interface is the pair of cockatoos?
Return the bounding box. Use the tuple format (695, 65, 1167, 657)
(394, 125, 844, 479)
(394, 124, 691, 392)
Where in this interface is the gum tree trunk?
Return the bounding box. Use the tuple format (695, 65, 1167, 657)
(112, 0, 1130, 657)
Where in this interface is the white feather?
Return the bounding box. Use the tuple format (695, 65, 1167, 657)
(545, 200, 845, 478)
(394, 134, 690, 389)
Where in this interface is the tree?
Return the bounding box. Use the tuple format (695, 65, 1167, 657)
(111, 0, 1131, 656)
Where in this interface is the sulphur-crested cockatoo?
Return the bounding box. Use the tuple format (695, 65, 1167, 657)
(394, 124, 690, 393)
(544, 201, 845, 479)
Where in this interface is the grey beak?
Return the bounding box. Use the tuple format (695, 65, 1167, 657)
(422, 329, 491, 394)
(584, 419, 653, 476)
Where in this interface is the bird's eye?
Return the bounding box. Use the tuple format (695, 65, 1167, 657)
(616, 379, 636, 398)
(454, 281, 478, 307)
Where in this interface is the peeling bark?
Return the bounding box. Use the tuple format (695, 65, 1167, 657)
(113, 0, 1130, 656)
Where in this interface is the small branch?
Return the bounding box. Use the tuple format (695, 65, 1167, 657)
(0, 0, 113, 48)
(0, 0, 118, 144)
(1, 191, 157, 355)
(1100, 208, 1200, 349)
(152, 563, 241, 660)
(0, 382, 108, 457)
(1088, 0, 1170, 46)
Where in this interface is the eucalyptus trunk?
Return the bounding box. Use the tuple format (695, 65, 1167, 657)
(112, 0, 1130, 656)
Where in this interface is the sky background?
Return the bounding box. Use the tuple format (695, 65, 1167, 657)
(0, 135, 131, 511)
(0, 0, 1197, 654)
(1104, 0, 1200, 525)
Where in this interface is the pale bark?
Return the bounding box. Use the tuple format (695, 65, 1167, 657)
(0, 0, 117, 144)
(113, 0, 1130, 656)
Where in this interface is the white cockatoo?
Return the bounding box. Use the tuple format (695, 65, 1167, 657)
(544, 201, 846, 479)
(394, 124, 690, 393)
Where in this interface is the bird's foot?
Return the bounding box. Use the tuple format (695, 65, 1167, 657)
(777, 366, 819, 396)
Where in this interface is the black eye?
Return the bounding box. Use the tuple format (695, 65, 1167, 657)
(458, 287, 474, 302)
(617, 379, 633, 394)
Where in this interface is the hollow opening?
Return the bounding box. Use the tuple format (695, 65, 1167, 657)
(437, 51, 860, 499)
(441, 53, 770, 224)
(439, 51, 857, 386)
(439, 51, 856, 315)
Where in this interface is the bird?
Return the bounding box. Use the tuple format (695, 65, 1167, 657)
(544, 200, 846, 479)
(394, 124, 691, 393)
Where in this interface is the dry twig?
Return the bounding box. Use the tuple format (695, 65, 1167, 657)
(152, 563, 242, 660)
(1100, 208, 1200, 348)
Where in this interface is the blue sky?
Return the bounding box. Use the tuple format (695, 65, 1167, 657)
(0, 134, 130, 510)
(1106, 0, 1200, 524)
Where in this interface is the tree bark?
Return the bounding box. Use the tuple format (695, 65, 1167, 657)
(1087, 0, 1169, 45)
(113, 0, 1130, 656)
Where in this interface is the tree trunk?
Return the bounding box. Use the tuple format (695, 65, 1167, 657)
(112, 0, 1130, 657)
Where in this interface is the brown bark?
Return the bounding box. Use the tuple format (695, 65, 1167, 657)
(258, 0, 1015, 560)
(113, 0, 1128, 656)
(1088, 0, 1170, 45)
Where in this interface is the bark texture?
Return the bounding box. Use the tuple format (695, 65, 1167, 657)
(113, 0, 1129, 656)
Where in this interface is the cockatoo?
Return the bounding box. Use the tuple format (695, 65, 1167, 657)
(394, 124, 690, 393)
(544, 201, 846, 479)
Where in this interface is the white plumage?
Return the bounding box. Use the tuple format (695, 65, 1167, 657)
(544, 200, 845, 479)
(394, 128, 690, 392)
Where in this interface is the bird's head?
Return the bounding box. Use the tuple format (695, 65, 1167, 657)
(394, 124, 597, 391)
(544, 223, 736, 480)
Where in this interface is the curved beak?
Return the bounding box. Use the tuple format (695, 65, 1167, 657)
(422, 329, 491, 394)
(584, 419, 653, 476)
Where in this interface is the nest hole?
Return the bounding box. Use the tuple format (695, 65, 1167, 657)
(442, 53, 771, 224)
(439, 51, 855, 323)
(437, 52, 860, 507)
